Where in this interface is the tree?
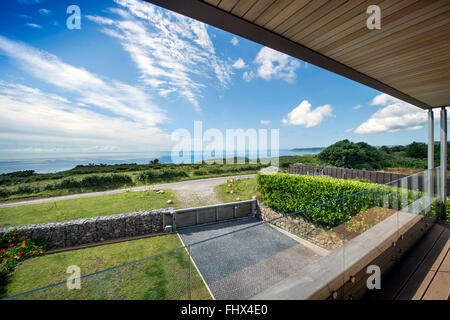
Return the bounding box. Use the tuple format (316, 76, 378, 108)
(318, 139, 385, 170)
(149, 158, 160, 165)
(405, 142, 427, 159)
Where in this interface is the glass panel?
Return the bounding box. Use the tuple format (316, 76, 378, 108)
(10, 248, 194, 300)
(4, 167, 441, 301)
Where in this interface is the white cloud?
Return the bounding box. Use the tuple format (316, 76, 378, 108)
(230, 37, 239, 46)
(260, 120, 271, 125)
(0, 36, 171, 151)
(282, 100, 333, 127)
(26, 23, 42, 28)
(0, 35, 165, 127)
(232, 58, 247, 69)
(353, 104, 362, 110)
(86, 0, 232, 109)
(0, 82, 170, 151)
(254, 47, 301, 82)
(354, 94, 428, 134)
(39, 8, 51, 15)
(243, 71, 254, 82)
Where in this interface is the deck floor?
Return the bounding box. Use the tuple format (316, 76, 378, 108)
(365, 222, 450, 300)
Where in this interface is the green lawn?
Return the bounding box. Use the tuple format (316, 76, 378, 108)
(0, 170, 259, 203)
(1, 234, 210, 300)
(216, 177, 258, 203)
(0, 190, 179, 228)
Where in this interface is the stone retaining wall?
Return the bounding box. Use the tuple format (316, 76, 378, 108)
(0, 208, 173, 249)
(257, 200, 343, 250)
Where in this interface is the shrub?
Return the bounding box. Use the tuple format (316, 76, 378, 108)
(255, 172, 421, 228)
(0, 229, 50, 286)
(44, 174, 132, 190)
(405, 142, 427, 159)
(318, 139, 386, 170)
(137, 169, 188, 183)
(193, 170, 208, 176)
(0, 188, 10, 198)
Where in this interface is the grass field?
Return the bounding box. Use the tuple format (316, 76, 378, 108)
(216, 177, 258, 203)
(0, 170, 260, 203)
(1, 234, 211, 300)
(0, 190, 179, 228)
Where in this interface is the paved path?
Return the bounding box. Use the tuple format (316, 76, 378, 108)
(0, 174, 256, 208)
(178, 217, 321, 300)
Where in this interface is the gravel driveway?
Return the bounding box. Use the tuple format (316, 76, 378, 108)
(178, 217, 321, 300)
(0, 174, 255, 208)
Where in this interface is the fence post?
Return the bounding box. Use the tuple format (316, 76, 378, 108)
(233, 205, 237, 218)
(215, 206, 219, 222)
(188, 245, 192, 300)
(172, 210, 176, 231)
(251, 200, 257, 217)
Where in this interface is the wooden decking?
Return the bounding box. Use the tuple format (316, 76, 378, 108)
(365, 221, 450, 300)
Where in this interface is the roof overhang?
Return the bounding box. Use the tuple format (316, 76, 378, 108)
(145, 0, 450, 109)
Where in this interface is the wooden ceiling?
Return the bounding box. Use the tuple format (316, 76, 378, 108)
(147, 0, 450, 109)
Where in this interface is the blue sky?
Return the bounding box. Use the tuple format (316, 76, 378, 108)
(0, 0, 435, 159)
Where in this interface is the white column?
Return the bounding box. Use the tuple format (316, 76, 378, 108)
(440, 107, 447, 218)
(428, 109, 434, 170)
(428, 110, 434, 205)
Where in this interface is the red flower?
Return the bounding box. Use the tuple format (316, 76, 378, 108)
(18, 252, 23, 256)
(9, 243, 14, 247)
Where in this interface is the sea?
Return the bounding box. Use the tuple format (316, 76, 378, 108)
(0, 149, 324, 174)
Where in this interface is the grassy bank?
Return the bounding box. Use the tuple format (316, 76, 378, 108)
(216, 177, 258, 203)
(0, 162, 265, 203)
(1, 234, 210, 300)
(0, 190, 178, 228)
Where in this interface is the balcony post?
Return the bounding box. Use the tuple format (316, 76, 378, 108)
(440, 107, 447, 219)
(428, 109, 434, 170)
(427, 109, 434, 213)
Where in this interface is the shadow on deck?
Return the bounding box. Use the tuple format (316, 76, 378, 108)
(365, 222, 450, 300)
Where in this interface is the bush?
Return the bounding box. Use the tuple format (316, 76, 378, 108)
(193, 170, 208, 176)
(258, 173, 422, 228)
(44, 174, 132, 190)
(0, 188, 10, 198)
(137, 169, 188, 183)
(405, 142, 427, 159)
(0, 229, 50, 286)
(318, 139, 386, 170)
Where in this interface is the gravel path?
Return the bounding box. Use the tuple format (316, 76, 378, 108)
(0, 174, 256, 208)
(178, 217, 320, 300)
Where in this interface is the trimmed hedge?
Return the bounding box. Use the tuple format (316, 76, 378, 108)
(257, 173, 419, 228)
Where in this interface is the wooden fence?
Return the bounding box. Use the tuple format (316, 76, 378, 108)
(289, 164, 450, 195)
(163, 199, 257, 230)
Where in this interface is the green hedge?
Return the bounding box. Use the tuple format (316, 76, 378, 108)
(137, 169, 188, 183)
(44, 174, 132, 191)
(257, 173, 420, 228)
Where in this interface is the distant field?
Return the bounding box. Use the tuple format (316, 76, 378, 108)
(0, 162, 266, 203)
(1, 234, 210, 300)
